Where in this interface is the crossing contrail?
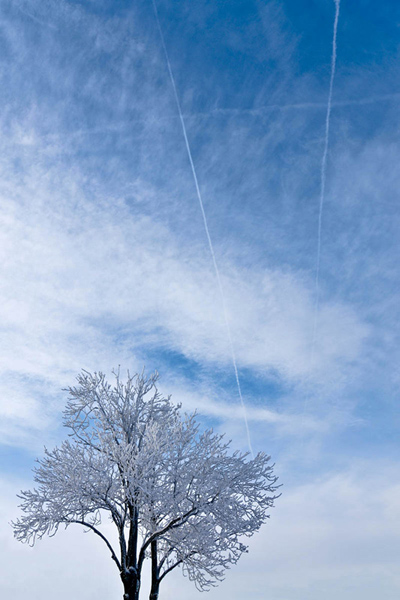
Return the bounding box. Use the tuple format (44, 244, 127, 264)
(151, 0, 254, 457)
(311, 0, 340, 363)
(49, 92, 400, 144)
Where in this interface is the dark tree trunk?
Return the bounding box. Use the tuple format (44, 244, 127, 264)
(123, 504, 140, 599)
(149, 587, 159, 600)
(123, 579, 141, 600)
(127, 507, 138, 561)
(149, 540, 160, 600)
(149, 578, 160, 600)
(122, 572, 141, 600)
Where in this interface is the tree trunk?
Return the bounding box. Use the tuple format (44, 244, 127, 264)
(149, 539, 160, 600)
(149, 588, 159, 600)
(122, 575, 141, 600)
(149, 575, 160, 600)
(123, 506, 140, 600)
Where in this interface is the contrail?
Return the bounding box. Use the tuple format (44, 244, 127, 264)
(46, 92, 400, 145)
(311, 0, 340, 364)
(301, 0, 341, 436)
(150, 0, 254, 457)
(15, 4, 58, 30)
(199, 91, 400, 117)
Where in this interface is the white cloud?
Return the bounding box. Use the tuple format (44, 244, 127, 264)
(0, 1, 399, 599)
(0, 136, 369, 447)
(0, 208, 367, 447)
(162, 463, 400, 599)
(3, 463, 400, 600)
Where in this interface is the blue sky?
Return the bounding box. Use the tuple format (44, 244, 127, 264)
(1, 0, 400, 598)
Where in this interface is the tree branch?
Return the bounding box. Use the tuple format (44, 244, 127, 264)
(159, 558, 185, 582)
(138, 507, 198, 571)
(70, 520, 121, 571)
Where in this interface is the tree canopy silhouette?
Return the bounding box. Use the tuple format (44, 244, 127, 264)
(13, 370, 279, 600)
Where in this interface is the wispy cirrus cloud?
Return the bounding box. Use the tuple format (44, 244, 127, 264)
(1, 0, 400, 597)
(0, 0, 396, 451)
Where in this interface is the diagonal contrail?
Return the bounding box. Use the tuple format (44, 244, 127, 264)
(311, 0, 341, 364)
(151, 0, 254, 457)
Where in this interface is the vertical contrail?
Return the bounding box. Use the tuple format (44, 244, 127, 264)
(302, 0, 341, 437)
(311, 0, 340, 363)
(151, 0, 254, 457)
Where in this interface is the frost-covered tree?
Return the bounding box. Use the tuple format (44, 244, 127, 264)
(13, 370, 279, 600)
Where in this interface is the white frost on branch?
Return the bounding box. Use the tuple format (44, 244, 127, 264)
(12, 370, 280, 600)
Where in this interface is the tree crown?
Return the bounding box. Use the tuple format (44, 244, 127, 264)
(13, 370, 280, 597)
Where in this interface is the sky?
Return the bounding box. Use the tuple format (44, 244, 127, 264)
(0, 0, 399, 598)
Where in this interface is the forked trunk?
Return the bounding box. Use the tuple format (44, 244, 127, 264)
(123, 575, 141, 600)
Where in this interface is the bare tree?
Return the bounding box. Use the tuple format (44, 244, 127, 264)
(12, 370, 280, 600)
